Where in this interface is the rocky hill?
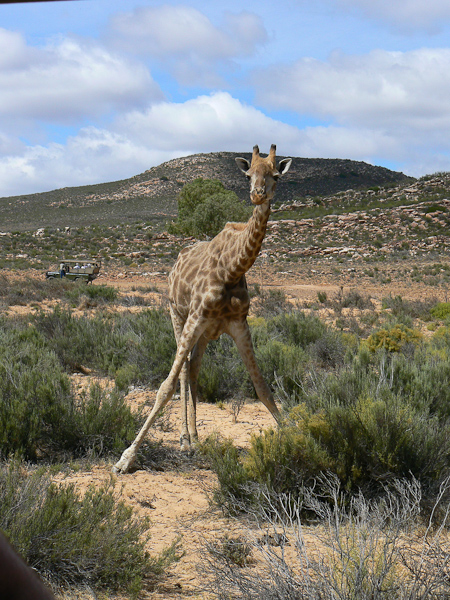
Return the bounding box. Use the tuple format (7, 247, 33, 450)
(267, 173, 450, 263)
(0, 152, 410, 231)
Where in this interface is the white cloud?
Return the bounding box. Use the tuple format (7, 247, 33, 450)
(254, 47, 450, 134)
(0, 28, 162, 124)
(295, 126, 400, 161)
(0, 129, 160, 197)
(108, 6, 268, 85)
(336, 0, 450, 32)
(117, 92, 299, 152)
(0, 28, 30, 69)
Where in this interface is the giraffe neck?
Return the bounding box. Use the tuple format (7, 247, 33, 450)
(223, 201, 270, 284)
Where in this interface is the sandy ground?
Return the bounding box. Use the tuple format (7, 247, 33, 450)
(58, 394, 275, 599)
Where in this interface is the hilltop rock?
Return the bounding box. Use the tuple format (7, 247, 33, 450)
(132, 152, 410, 205)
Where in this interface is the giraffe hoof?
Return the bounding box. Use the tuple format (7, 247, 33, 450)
(180, 438, 191, 453)
(112, 446, 136, 474)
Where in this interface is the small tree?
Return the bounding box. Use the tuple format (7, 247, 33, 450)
(171, 178, 250, 238)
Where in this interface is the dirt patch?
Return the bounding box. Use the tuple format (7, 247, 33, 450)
(57, 398, 274, 599)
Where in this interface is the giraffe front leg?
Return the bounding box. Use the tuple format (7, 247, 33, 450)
(227, 319, 280, 421)
(113, 375, 178, 473)
(113, 314, 206, 473)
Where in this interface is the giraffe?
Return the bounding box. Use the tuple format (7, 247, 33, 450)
(113, 144, 292, 474)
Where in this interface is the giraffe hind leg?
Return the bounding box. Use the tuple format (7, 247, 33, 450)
(179, 360, 191, 451)
(186, 335, 208, 446)
(170, 306, 191, 451)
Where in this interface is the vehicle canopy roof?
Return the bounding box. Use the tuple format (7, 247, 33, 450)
(60, 259, 101, 264)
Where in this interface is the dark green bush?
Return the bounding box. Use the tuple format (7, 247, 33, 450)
(382, 294, 436, 320)
(263, 311, 328, 348)
(321, 396, 450, 493)
(0, 323, 136, 460)
(34, 307, 176, 386)
(206, 395, 450, 507)
(170, 178, 250, 238)
(197, 311, 333, 402)
(33, 306, 123, 373)
(255, 339, 307, 397)
(199, 435, 251, 510)
(0, 462, 179, 596)
(117, 309, 176, 386)
(0, 275, 73, 306)
(309, 329, 346, 368)
(244, 414, 331, 493)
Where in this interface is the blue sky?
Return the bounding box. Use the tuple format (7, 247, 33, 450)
(2, 0, 450, 196)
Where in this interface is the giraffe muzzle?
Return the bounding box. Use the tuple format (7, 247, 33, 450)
(251, 188, 267, 204)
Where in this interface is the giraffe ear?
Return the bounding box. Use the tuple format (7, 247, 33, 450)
(235, 157, 251, 174)
(277, 158, 292, 175)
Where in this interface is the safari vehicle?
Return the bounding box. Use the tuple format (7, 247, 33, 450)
(45, 259, 101, 283)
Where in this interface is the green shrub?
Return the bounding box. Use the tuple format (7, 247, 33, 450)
(264, 311, 328, 348)
(34, 307, 176, 387)
(0, 275, 72, 306)
(309, 329, 346, 368)
(244, 411, 332, 493)
(382, 294, 436, 321)
(33, 306, 123, 373)
(203, 339, 450, 508)
(199, 335, 248, 402)
(430, 302, 450, 320)
(207, 396, 450, 507)
(115, 362, 141, 392)
(0, 323, 136, 460)
(365, 324, 422, 352)
(199, 435, 251, 510)
(170, 178, 250, 238)
(120, 309, 177, 386)
(335, 288, 374, 310)
(255, 339, 307, 397)
(66, 283, 118, 305)
(321, 396, 450, 493)
(0, 463, 179, 595)
(198, 311, 331, 403)
(74, 382, 138, 456)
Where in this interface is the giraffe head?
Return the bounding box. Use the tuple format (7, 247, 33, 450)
(235, 144, 292, 205)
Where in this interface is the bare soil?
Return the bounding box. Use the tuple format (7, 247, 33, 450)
(57, 398, 273, 600)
